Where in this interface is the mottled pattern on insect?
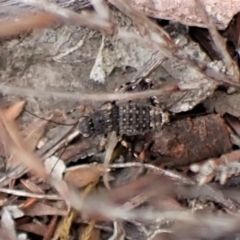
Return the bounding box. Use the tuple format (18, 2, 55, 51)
(78, 78, 170, 137)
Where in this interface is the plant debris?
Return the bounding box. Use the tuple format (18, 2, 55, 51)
(1, 0, 240, 240)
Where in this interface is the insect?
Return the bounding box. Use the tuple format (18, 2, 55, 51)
(78, 78, 170, 138)
(78, 102, 170, 137)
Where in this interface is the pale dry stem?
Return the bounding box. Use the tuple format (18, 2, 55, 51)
(0, 11, 61, 38)
(17, 0, 113, 32)
(196, 0, 239, 81)
(0, 83, 179, 103)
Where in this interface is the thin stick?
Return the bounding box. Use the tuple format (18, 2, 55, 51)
(0, 187, 62, 200)
(109, 162, 195, 184)
(17, 0, 112, 32)
(195, 0, 234, 71)
(0, 84, 179, 103)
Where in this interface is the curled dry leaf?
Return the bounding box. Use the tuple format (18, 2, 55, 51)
(64, 164, 109, 188)
(128, 0, 240, 30)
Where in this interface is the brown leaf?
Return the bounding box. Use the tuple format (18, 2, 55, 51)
(128, 0, 240, 30)
(43, 216, 58, 240)
(3, 100, 26, 122)
(20, 179, 44, 194)
(22, 121, 46, 152)
(64, 164, 109, 188)
(24, 202, 67, 216)
(0, 107, 47, 179)
(20, 198, 38, 210)
(17, 223, 47, 237)
(22, 109, 67, 152)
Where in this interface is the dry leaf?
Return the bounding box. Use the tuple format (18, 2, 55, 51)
(20, 198, 38, 210)
(22, 120, 47, 152)
(43, 215, 58, 240)
(17, 222, 48, 237)
(20, 179, 44, 194)
(24, 202, 67, 216)
(22, 109, 67, 152)
(64, 164, 109, 188)
(0, 107, 48, 179)
(3, 100, 26, 122)
(129, 0, 240, 30)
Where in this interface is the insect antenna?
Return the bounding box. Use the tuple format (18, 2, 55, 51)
(49, 144, 69, 175)
(163, 91, 189, 112)
(24, 109, 76, 126)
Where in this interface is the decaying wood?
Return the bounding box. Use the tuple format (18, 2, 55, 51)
(149, 114, 232, 167)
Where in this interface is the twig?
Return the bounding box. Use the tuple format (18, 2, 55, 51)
(129, 52, 166, 81)
(17, 0, 113, 33)
(0, 12, 61, 38)
(90, 0, 110, 21)
(103, 132, 118, 189)
(109, 162, 195, 185)
(0, 187, 62, 200)
(195, 0, 235, 73)
(0, 84, 179, 102)
(43, 129, 80, 159)
(43, 215, 58, 240)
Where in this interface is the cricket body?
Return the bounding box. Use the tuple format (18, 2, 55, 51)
(78, 103, 170, 137)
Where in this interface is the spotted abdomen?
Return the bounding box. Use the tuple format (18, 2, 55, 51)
(78, 103, 169, 137)
(118, 104, 165, 135)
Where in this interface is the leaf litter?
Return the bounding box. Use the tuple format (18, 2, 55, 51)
(1, 0, 240, 240)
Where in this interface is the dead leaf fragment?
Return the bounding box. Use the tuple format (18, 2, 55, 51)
(17, 222, 48, 237)
(0, 105, 48, 180)
(24, 202, 67, 216)
(22, 120, 47, 152)
(3, 100, 26, 122)
(64, 164, 109, 188)
(128, 0, 240, 30)
(20, 179, 44, 194)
